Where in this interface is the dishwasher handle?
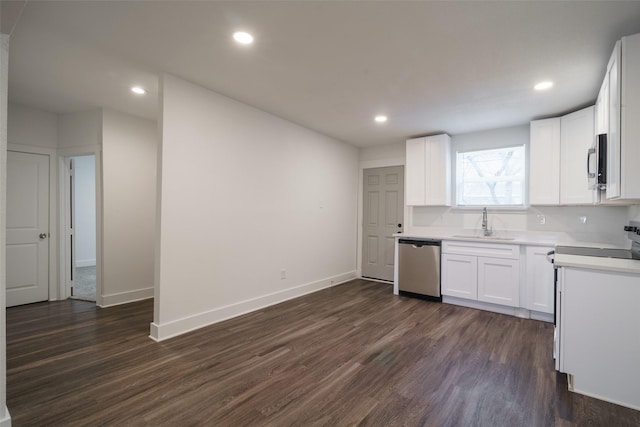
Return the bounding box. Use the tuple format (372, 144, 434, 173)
(398, 239, 441, 248)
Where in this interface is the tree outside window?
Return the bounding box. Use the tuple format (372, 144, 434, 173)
(456, 145, 525, 207)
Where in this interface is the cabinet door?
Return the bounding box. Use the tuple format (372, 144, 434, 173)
(477, 256, 520, 307)
(530, 118, 561, 205)
(405, 137, 426, 205)
(620, 33, 640, 199)
(560, 106, 596, 205)
(595, 77, 609, 135)
(525, 246, 554, 314)
(607, 41, 621, 199)
(426, 134, 451, 206)
(441, 253, 477, 299)
(561, 267, 640, 410)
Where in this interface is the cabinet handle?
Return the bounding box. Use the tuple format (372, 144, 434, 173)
(587, 148, 596, 178)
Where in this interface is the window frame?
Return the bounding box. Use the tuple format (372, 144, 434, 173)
(454, 144, 527, 209)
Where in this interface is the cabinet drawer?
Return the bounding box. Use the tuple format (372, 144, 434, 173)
(443, 240, 519, 259)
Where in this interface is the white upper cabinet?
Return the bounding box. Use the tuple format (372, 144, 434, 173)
(606, 40, 621, 199)
(405, 134, 451, 206)
(560, 106, 596, 205)
(604, 33, 640, 200)
(529, 106, 595, 206)
(595, 74, 609, 136)
(530, 118, 561, 205)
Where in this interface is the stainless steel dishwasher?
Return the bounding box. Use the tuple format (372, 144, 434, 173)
(398, 238, 441, 301)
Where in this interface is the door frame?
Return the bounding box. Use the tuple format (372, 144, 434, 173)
(7, 144, 58, 301)
(58, 146, 103, 304)
(357, 157, 405, 279)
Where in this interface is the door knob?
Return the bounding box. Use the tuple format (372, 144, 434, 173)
(39, 233, 48, 240)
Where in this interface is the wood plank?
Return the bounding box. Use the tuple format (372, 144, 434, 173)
(6, 279, 640, 425)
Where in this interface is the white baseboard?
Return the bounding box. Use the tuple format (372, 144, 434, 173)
(0, 405, 11, 427)
(443, 295, 517, 317)
(76, 259, 96, 268)
(149, 271, 357, 342)
(443, 296, 554, 323)
(98, 287, 154, 308)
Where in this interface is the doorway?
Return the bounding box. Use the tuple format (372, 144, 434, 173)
(65, 155, 97, 302)
(361, 166, 404, 282)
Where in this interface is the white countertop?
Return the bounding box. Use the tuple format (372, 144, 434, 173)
(554, 253, 640, 275)
(394, 227, 630, 248)
(395, 226, 640, 274)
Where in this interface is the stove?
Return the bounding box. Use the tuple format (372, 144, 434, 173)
(555, 220, 640, 260)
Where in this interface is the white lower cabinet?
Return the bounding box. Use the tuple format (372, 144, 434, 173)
(441, 241, 519, 308)
(525, 246, 554, 314)
(441, 254, 477, 299)
(477, 256, 520, 307)
(559, 266, 640, 410)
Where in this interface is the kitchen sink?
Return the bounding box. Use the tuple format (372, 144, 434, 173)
(452, 234, 516, 241)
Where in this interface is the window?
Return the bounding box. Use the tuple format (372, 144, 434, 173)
(456, 145, 525, 207)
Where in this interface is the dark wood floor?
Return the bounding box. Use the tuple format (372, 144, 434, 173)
(6, 279, 640, 426)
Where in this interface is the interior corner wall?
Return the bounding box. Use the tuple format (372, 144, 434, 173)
(152, 74, 358, 341)
(101, 109, 156, 307)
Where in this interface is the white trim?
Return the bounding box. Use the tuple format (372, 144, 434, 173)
(8, 144, 59, 301)
(530, 310, 553, 323)
(570, 387, 640, 412)
(443, 296, 553, 323)
(360, 276, 393, 285)
(443, 295, 518, 316)
(357, 158, 405, 278)
(0, 406, 10, 427)
(149, 271, 357, 342)
(98, 287, 154, 308)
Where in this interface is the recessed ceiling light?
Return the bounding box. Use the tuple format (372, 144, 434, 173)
(534, 81, 554, 91)
(374, 115, 388, 123)
(233, 31, 254, 45)
(131, 86, 146, 95)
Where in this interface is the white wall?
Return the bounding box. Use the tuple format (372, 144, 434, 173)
(0, 33, 10, 426)
(7, 103, 57, 148)
(152, 74, 358, 340)
(629, 205, 640, 221)
(412, 205, 630, 243)
(359, 141, 405, 165)
(73, 155, 96, 267)
(58, 109, 101, 148)
(101, 109, 156, 306)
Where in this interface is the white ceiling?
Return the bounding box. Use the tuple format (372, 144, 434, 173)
(6, 1, 640, 148)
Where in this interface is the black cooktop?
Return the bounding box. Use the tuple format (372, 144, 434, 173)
(555, 245, 640, 260)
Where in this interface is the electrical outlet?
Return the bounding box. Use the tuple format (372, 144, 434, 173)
(579, 215, 587, 224)
(537, 214, 546, 225)
(280, 269, 286, 280)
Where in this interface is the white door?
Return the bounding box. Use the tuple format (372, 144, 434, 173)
(362, 166, 404, 281)
(6, 151, 50, 307)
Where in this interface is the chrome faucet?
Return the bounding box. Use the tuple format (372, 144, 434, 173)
(481, 207, 492, 236)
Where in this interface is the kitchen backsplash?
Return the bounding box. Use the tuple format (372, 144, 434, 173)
(412, 205, 632, 242)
